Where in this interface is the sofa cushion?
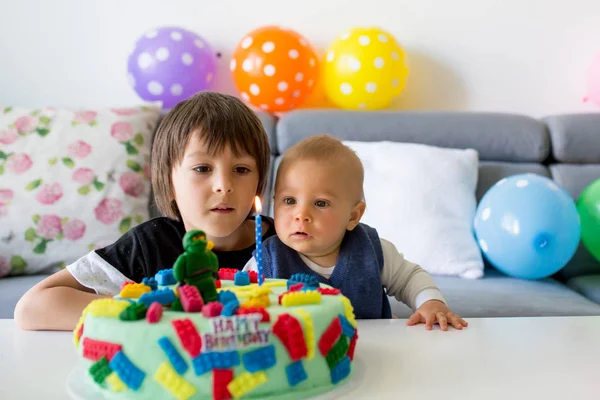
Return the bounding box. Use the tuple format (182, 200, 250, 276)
(0, 105, 161, 277)
(545, 114, 600, 163)
(549, 164, 600, 279)
(0, 274, 51, 318)
(477, 162, 550, 201)
(567, 274, 600, 304)
(389, 269, 600, 318)
(276, 110, 550, 162)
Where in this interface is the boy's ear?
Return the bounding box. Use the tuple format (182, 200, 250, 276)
(346, 201, 366, 231)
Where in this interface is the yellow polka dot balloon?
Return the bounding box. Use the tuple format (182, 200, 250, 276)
(323, 27, 409, 110)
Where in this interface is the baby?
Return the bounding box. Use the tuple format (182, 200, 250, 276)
(245, 134, 467, 330)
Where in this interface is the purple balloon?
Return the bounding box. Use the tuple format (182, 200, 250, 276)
(127, 26, 218, 109)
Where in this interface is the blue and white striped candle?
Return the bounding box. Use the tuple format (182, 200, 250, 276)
(254, 196, 264, 285)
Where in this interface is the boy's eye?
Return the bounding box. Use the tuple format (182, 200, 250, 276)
(315, 200, 329, 208)
(235, 167, 250, 174)
(283, 197, 296, 205)
(193, 165, 211, 173)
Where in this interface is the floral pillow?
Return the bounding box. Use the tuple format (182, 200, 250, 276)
(0, 104, 162, 277)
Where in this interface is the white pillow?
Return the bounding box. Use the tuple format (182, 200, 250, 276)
(344, 141, 483, 279)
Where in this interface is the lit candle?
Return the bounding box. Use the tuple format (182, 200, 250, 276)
(254, 196, 264, 285)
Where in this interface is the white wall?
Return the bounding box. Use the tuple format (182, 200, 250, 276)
(1, 0, 599, 117)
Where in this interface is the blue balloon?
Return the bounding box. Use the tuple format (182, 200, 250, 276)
(474, 174, 580, 279)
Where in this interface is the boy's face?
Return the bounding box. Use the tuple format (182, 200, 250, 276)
(274, 159, 364, 264)
(171, 134, 259, 240)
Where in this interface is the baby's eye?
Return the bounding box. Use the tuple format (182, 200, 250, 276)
(315, 200, 329, 208)
(235, 167, 250, 174)
(193, 165, 211, 173)
(283, 197, 296, 205)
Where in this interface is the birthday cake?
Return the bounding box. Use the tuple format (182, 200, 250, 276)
(72, 232, 358, 400)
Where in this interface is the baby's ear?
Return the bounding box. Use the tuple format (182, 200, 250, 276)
(347, 201, 366, 231)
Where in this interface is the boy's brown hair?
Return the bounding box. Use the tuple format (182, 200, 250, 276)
(276, 134, 365, 201)
(151, 91, 271, 219)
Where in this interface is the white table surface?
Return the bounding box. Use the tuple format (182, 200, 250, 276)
(1, 317, 599, 399)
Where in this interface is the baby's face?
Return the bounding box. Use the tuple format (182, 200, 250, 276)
(274, 159, 360, 262)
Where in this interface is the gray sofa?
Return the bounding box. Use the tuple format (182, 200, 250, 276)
(2, 110, 599, 319)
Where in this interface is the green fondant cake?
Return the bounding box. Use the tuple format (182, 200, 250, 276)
(73, 273, 358, 400)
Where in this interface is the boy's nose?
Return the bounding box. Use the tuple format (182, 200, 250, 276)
(294, 210, 311, 223)
(212, 175, 233, 194)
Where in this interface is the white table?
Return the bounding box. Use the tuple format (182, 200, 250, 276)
(1, 317, 599, 399)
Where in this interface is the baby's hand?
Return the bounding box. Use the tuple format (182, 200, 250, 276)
(406, 300, 468, 331)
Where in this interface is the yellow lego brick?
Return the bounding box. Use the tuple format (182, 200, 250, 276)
(72, 308, 88, 347)
(106, 372, 127, 392)
(340, 296, 357, 327)
(87, 298, 131, 318)
(227, 371, 268, 399)
(119, 283, 151, 298)
(281, 291, 322, 307)
(263, 280, 287, 288)
(154, 362, 196, 400)
(295, 309, 315, 359)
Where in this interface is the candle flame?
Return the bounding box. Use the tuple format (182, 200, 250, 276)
(254, 196, 262, 213)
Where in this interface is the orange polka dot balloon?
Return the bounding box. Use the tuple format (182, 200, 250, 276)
(231, 26, 319, 113)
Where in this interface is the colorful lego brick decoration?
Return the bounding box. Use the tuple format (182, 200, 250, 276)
(330, 356, 351, 384)
(87, 298, 131, 318)
(280, 290, 322, 307)
(227, 371, 268, 399)
(318, 317, 342, 356)
(286, 360, 308, 387)
(339, 296, 356, 327)
(317, 287, 341, 295)
(172, 319, 202, 358)
(218, 268, 238, 281)
(119, 302, 148, 321)
(288, 273, 319, 289)
(109, 351, 146, 391)
(142, 277, 158, 291)
(248, 271, 258, 283)
(234, 271, 250, 286)
(158, 337, 188, 375)
(202, 302, 224, 318)
(83, 337, 123, 362)
(179, 285, 205, 312)
(236, 306, 270, 322)
(154, 362, 197, 400)
(146, 302, 163, 323)
(192, 351, 240, 376)
(347, 334, 358, 361)
(119, 283, 152, 298)
(213, 369, 234, 400)
(155, 269, 177, 286)
(294, 309, 315, 359)
(289, 282, 304, 292)
(73, 322, 84, 346)
(221, 299, 240, 317)
(89, 357, 112, 384)
(139, 288, 177, 307)
(325, 336, 349, 369)
(338, 314, 357, 338)
(106, 372, 127, 392)
(215, 279, 222, 289)
(273, 314, 307, 361)
(242, 344, 276, 372)
(218, 290, 238, 305)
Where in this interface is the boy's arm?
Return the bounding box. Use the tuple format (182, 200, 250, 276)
(14, 269, 108, 331)
(380, 238, 446, 310)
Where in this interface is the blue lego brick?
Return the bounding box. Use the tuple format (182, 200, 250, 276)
(157, 337, 188, 375)
(234, 271, 250, 286)
(155, 269, 176, 286)
(286, 360, 307, 387)
(138, 288, 176, 307)
(338, 314, 356, 338)
(109, 351, 146, 391)
(142, 277, 157, 291)
(242, 344, 276, 373)
(330, 356, 351, 384)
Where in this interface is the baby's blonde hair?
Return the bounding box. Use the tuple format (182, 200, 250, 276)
(276, 134, 365, 201)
